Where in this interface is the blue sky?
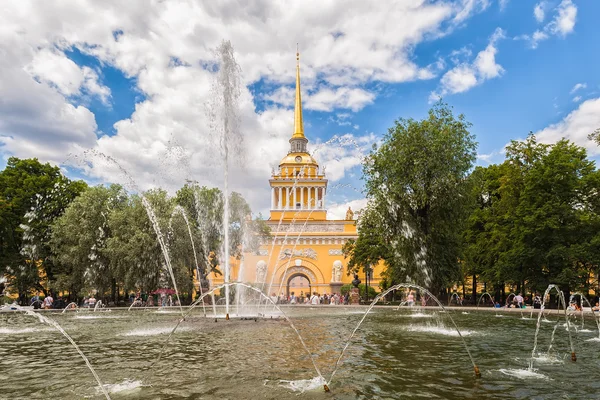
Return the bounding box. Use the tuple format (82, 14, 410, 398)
(0, 0, 598, 218)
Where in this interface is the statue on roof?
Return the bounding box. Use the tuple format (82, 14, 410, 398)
(345, 206, 354, 220)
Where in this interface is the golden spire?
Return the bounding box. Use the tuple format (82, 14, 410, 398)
(292, 44, 305, 139)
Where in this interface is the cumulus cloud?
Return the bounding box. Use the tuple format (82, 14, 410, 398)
(430, 27, 504, 101)
(534, 2, 546, 23)
(522, 0, 577, 48)
(327, 198, 369, 220)
(535, 98, 600, 156)
(0, 0, 491, 215)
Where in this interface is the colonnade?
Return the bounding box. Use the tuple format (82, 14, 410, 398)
(270, 186, 326, 210)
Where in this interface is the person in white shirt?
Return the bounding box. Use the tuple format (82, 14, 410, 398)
(515, 293, 524, 308)
(310, 292, 319, 305)
(43, 294, 53, 309)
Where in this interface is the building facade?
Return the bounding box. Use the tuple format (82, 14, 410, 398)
(213, 52, 384, 297)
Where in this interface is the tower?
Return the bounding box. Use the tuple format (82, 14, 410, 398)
(269, 50, 327, 221)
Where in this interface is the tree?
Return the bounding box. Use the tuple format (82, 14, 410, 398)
(51, 185, 126, 301)
(342, 203, 390, 282)
(362, 102, 477, 295)
(588, 128, 600, 146)
(0, 157, 86, 302)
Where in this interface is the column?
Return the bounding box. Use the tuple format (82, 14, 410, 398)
(308, 187, 312, 209)
(284, 187, 289, 209)
(300, 186, 304, 209)
(323, 187, 326, 209)
(318, 188, 322, 209)
(278, 187, 282, 209)
(271, 188, 275, 209)
(293, 186, 297, 209)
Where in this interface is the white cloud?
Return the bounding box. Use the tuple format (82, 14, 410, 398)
(24, 48, 111, 105)
(431, 27, 504, 100)
(499, 0, 510, 11)
(551, 0, 577, 36)
(311, 132, 377, 183)
(306, 87, 375, 112)
(534, 2, 546, 23)
(570, 83, 587, 94)
(0, 0, 491, 215)
(327, 198, 368, 220)
(573, 96, 582, 103)
(535, 98, 600, 156)
(522, 0, 577, 48)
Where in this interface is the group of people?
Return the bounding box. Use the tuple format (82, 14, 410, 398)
(270, 291, 350, 305)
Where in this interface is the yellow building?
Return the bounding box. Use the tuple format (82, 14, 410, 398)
(226, 52, 385, 297)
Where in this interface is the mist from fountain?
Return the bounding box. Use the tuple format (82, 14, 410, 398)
(448, 292, 461, 306)
(328, 283, 481, 388)
(206, 40, 244, 318)
(80, 150, 184, 318)
(528, 284, 575, 372)
(62, 302, 79, 313)
(169, 205, 206, 316)
(477, 292, 499, 316)
(144, 282, 326, 390)
(11, 305, 111, 399)
(572, 292, 600, 337)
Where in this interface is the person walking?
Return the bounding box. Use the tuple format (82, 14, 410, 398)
(310, 292, 319, 305)
(407, 291, 415, 307)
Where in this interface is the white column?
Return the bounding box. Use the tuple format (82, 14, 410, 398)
(318, 188, 322, 209)
(323, 187, 326, 209)
(271, 188, 275, 209)
(293, 186, 297, 209)
(284, 187, 289, 209)
(308, 187, 312, 209)
(278, 187, 282, 209)
(300, 186, 304, 209)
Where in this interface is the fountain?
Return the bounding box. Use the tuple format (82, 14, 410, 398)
(448, 292, 461, 306)
(477, 292, 500, 317)
(6, 42, 600, 400)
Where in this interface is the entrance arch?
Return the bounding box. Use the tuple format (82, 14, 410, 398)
(287, 273, 311, 298)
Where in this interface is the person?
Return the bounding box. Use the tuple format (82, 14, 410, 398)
(147, 295, 154, 307)
(310, 292, 319, 305)
(270, 292, 278, 304)
(515, 293, 524, 308)
(421, 296, 427, 307)
(89, 295, 97, 309)
(167, 294, 173, 307)
(83, 297, 90, 308)
(494, 302, 501, 308)
(43, 293, 53, 309)
(533, 294, 542, 309)
(407, 291, 415, 307)
(593, 302, 600, 312)
(290, 292, 297, 304)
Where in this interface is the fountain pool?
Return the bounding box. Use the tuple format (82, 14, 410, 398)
(1, 306, 599, 399)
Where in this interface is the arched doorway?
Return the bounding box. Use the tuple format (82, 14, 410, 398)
(287, 273, 311, 299)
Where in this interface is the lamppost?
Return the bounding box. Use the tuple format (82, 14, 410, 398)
(365, 264, 373, 303)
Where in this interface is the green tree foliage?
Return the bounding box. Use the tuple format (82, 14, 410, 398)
(342, 203, 390, 276)
(463, 134, 600, 296)
(50, 185, 126, 299)
(0, 157, 86, 301)
(362, 102, 477, 294)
